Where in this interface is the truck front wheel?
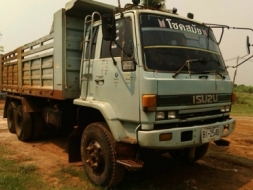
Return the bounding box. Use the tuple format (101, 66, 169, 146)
(14, 105, 32, 141)
(81, 122, 125, 187)
(169, 143, 209, 162)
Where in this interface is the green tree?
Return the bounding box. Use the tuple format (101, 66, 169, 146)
(141, 0, 166, 9)
(248, 86, 253, 94)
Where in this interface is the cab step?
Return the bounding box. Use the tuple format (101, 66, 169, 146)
(116, 158, 144, 169)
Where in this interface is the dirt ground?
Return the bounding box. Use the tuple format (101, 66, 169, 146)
(0, 99, 252, 190)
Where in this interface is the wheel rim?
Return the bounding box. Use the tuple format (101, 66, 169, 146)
(86, 140, 105, 174)
(81, 123, 126, 187)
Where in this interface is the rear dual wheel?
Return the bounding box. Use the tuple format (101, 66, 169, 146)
(7, 102, 18, 133)
(7, 101, 44, 141)
(14, 105, 32, 141)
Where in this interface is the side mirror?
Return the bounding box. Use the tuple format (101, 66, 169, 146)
(246, 36, 250, 54)
(102, 14, 116, 41)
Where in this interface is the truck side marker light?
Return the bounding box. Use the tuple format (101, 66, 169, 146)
(142, 95, 156, 111)
(159, 133, 172, 141)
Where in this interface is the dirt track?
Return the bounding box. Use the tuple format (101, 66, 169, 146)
(0, 99, 253, 189)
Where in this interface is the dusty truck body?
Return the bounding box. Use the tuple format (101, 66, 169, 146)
(0, 0, 236, 187)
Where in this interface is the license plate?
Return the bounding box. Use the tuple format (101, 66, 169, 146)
(201, 126, 221, 143)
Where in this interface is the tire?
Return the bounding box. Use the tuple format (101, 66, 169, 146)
(31, 112, 44, 140)
(194, 143, 209, 161)
(169, 143, 209, 162)
(14, 105, 32, 141)
(7, 102, 17, 133)
(81, 122, 125, 187)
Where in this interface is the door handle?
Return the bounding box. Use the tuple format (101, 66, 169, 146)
(95, 78, 104, 85)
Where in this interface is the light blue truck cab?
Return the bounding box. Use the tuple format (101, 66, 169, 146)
(0, 0, 236, 188)
(72, 1, 235, 186)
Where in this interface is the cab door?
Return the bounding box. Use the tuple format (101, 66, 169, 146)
(91, 14, 140, 123)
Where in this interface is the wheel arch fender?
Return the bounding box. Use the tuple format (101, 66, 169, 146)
(4, 95, 41, 118)
(74, 99, 127, 140)
(4, 96, 21, 118)
(74, 99, 117, 120)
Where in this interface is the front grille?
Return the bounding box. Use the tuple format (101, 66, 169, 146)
(178, 110, 222, 119)
(154, 115, 229, 130)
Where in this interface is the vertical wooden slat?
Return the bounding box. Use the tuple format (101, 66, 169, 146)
(0, 54, 2, 88)
(29, 60, 32, 86)
(40, 58, 42, 87)
(17, 47, 22, 92)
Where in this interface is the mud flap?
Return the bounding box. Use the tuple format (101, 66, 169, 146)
(214, 139, 230, 146)
(68, 128, 82, 162)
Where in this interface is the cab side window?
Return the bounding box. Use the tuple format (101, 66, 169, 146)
(85, 26, 99, 59)
(101, 17, 133, 58)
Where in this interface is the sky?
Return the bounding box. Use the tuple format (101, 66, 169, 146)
(0, 0, 253, 86)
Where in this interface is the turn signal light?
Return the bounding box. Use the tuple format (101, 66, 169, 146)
(142, 95, 156, 111)
(159, 133, 172, 141)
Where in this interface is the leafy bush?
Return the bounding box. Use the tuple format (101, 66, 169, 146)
(231, 85, 253, 116)
(233, 84, 253, 94)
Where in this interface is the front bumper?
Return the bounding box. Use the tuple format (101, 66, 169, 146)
(138, 118, 236, 149)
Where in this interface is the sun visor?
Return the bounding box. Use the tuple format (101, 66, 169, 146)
(65, 0, 116, 18)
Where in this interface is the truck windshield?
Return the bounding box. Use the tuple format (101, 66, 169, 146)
(140, 14, 227, 74)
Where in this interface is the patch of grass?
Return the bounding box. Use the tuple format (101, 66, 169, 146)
(53, 165, 101, 190)
(18, 164, 37, 174)
(0, 146, 49, 190)
(59, 165, 87, 180)
(231, 92, 253, 116)
(0, 145, 101, 190)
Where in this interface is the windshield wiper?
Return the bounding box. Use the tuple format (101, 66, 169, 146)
(173, 58, 207, 78)
(192, 70, 226, 79)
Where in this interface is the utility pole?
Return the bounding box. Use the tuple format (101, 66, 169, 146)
(232, 56, 239, 88)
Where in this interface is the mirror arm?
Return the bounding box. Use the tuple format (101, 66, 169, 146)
(203, 23, 230, 44)
(114, 7, 124, 18)
(203, 23, 230, 29)
(231, 27, 253, 32)
(217, 28, 224, 45)
(109, 41, 117, 65)
(233, 55, 253, 68)
(114, 40, 137, 65)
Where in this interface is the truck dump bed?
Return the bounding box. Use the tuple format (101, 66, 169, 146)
(0, 0, 115, 100)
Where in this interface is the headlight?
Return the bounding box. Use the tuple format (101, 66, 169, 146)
(221, 106, 230, 112)
(156, 111, 177, 120)
(168, 111, 177, 119)
(156, 112, 165, 120)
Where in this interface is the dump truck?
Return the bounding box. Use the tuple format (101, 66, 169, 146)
(0, 0, 236, 187)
